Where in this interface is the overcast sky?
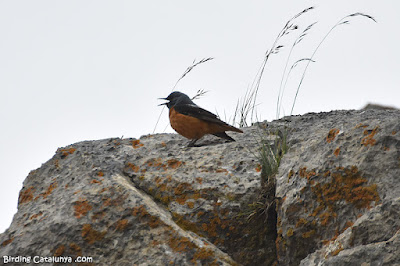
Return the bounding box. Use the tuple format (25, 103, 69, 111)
(1, 1, 399, 233)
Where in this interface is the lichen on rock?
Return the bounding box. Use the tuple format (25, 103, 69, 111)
(0, 109, 399, 265)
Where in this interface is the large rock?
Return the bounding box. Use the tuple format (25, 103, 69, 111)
(0, 109, 399, 265)
(0, 127, 267, 265)
(275, 109, 400, 265)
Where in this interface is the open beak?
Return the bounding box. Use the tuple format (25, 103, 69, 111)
(158, 98, 168, 106)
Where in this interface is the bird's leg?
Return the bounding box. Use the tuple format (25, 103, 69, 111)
(187, 139, 198, 147)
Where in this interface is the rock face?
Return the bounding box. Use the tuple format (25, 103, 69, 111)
(0, 109, 399, 265)
(274, 109, 400, 265)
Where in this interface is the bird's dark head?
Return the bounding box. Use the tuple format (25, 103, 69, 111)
(158, 91, 194, 109)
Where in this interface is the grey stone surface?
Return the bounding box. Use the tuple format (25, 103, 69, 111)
(274, 109, 400, 265)
(0, 109, 399, 265)
(301, 197, 400, 266)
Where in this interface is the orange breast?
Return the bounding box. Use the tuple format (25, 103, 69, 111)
(169, 108, 228, 139)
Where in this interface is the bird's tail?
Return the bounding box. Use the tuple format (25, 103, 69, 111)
(212, 132, 236, 142)
(228, 126, 243, 133)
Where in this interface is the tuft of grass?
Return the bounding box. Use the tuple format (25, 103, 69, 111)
(258, 128, 288, 186)
(240, 7, 376, 168)
(246, 127, 288, 224)
(244, 8, 375, 225)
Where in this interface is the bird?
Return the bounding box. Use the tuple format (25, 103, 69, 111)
(159, 91, 243, 147)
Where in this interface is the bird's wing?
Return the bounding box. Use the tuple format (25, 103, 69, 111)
(174, 104, 228, 125)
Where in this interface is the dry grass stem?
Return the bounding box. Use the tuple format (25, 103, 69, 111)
(153, 58, 214, 134)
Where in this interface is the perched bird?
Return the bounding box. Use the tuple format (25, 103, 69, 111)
(159, 91, 243, 146)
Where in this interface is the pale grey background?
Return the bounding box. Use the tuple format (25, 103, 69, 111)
(1, 1, 399, 232)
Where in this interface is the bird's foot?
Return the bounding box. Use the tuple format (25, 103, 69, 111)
(187, 139, 199, 147)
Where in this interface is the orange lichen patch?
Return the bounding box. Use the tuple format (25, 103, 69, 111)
(319, 211, 337, 226)
(132, 205, 164, 229)
(255, 164, 262, 172)
(60, 148, 76, 158)
(30, 211, 43, 220)
(331, 243, 344, 256)
(345, 221, 354, 229)
(74, 199, 93, 219)
(91, 211, 105, 221)
(54, 159, 60, 169)
(90, 179, 102, 184)
(307, 166, 379, 226)
(216, 168, 228, 174)
(176, 204, 231, 243)
(299, 167, 307, 178)
(288, 170, 294, 179)
(286, 228, 294, 237)
(361, 126, 379, 147)
(155, 176, 163, 185)
(302, 230, 316, 239)
(275, 235, 283, 256)
(1, 237, 14, 247)
(383, 146, 390, 151)
(126, 162, 140, 173)
(54, 245, 65, 256)
(392, 131, 397, 135)
(173, 182, 193, 205)
(299, 167, 316, 180)
(167, 159, 183, 169)
(161, 142, 167, 147)
(146, 158, 168, 171)
(195, 177, 203, 184)
(69, 243, 82, 256)
(191, 247, 216, 264)
(187, 201, 195, 209)
(19, 186, 35, 205)
(172, 212, 203, 236)
(334, 147, 340, 157)
(167, 235, 196, 253)
(37, 182, 58, 200)
(102, 194, 127, 208)
(151, 240, 161, 247)
(116, 219, 129, 231)
(326, 129, 340, 143)
(81, 224, 106, 244)
(97, 171, 104, 177)
(295, 218, 308, 228)
(201, 223, 208, 231)
(98, 188, 107, 194)
(355, 123, 368, 129)
(322, 238, 332, 246)
(131, 139, 144, 149)
(158, 183, 168, 193)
